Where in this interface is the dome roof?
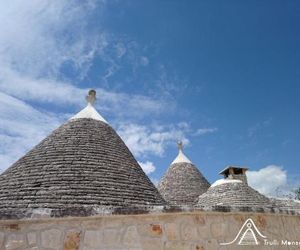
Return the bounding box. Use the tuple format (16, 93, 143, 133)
(0, 90, 165, 219)
(196, 179, 272, 210)
(157, 142, 210, 206)
(269, 198, 300, 214)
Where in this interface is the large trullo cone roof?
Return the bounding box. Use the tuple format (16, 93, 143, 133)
(157, 142, 210, 206)
(0, 90, 165, 219)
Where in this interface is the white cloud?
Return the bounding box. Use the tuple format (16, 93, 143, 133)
(195, 127, 218, 136)
(117, 123, 189, 158)
(0, 1, 107, 109)
(0, 69, 84, 106)
(0, 0, 106, 79)
(140, 56, 149, 66)
(0, 0, 175, 118)
(0, 1, 110, 112)
(247, 165, 287, 196)
(0, 70, 169, 118)
(115, 43, 127, 58)
(138, 161, 156, 175)
(0, 0, 179, 174)
(0, 92, 62, 172)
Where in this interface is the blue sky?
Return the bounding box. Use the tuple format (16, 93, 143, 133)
(0, 0, 299, 197)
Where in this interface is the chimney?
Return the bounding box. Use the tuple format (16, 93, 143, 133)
(219, 166, 248, 184)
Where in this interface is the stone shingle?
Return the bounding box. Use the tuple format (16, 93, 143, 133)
(0, 118, 166, 219)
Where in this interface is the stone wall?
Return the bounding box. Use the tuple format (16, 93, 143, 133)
(0, 211, 299, 250)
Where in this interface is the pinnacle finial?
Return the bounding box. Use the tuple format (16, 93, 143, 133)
(177, 140, 183, 151)
(171, 140, 192, 164)
(86, 89, 96, 105)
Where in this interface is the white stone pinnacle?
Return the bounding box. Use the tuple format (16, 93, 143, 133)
(70, 89, 108, 123)
(171, 141, 192, 164)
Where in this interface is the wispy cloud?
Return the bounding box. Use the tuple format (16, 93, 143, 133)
(0, 1, 106, 79)
(194, 127, 218, 136)
(117, 123, 190, 158)
(0, 0, 193, 175)
(0, 92, 62, 171)
(0, 71, 171, 118)
(138, 161, 156, 175)
(140, 56, 149, 66)
(0, 0, 173, 119)
(247, 118, 272, 138)
(0, 69, 84, 106)
(0, 0, 181, 173)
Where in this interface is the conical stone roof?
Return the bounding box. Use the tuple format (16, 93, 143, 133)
(157, 142, 210, 206)
(196, 179, 273, 211)
(0, 90, 165, 219)
(269, 198, 300, 215)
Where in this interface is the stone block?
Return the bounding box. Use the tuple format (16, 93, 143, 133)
(41, 229, 61, 249)
(266, 226, 283, 239)
(123, 226, 140, 247)
(138, 223, 163, 237)
(27, 232, 37, 246)
(206, 239, 221, 250)
(194, 215, 206, 226)
(221, 215, 241, 237)
(151, 224, 163, 236)
(190, 243, 205, 250)
(140, 238, 163, 250)
(256, 215, 267, 229)
(165, 223, 180, 241)
(197, 222, 211, 240)
(64, 230, 81, 250)
(103, 228, 120, 246)
(293, 225, 300, 239)
(84, 230, 102, 248)
(164, 241, 191, 250)
(181, 223, 198, 241)
(5, 234, 26, 250)
(210, 222, 227, 239)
